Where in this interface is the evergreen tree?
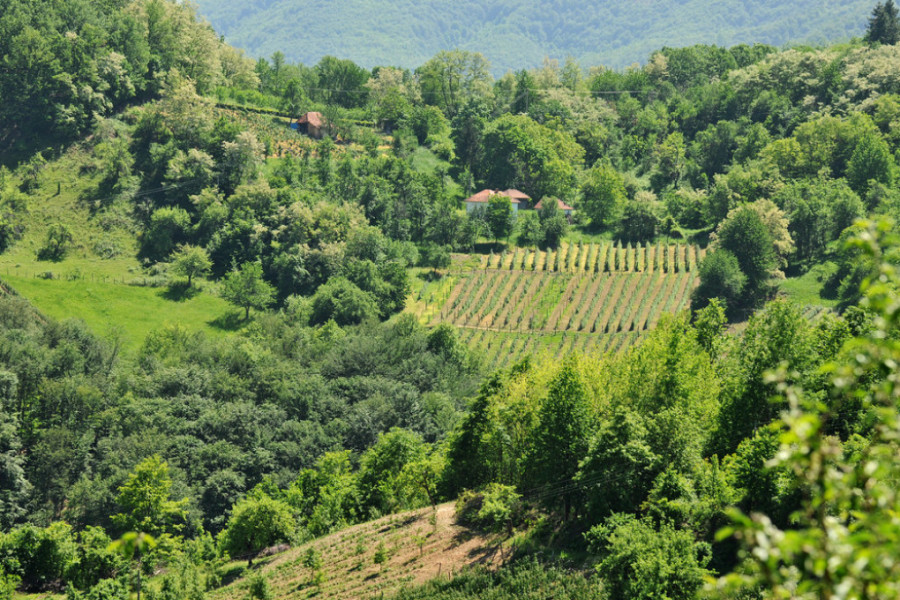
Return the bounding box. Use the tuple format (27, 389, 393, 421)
(0, 372, 29, 529)
(524, 361, 591, 520)
(442, 375, 504, 496)
(865, 0, 900, 45)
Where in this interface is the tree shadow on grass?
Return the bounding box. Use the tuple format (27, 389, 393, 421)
(417, 270, 445, 282)
(218, 563, 247, 587)
(208, 310, 246, 332)
(474, 241, 507, 254)
(160, 282, 202, 302)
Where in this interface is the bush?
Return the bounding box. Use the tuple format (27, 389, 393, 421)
(0, 214, 19, 254)
(247, 573, 272, 600)
(373, 541, 387, 566)
(619, 200, 660, 243)
(144, 560, 207, 600)
(455, 484, 523, 533)
(0, 570, 19, 600)
(66, 527, 123, 591)
(66, 578, 129, 600)
(36, 224, 73, 261)
(0, 522, 77, 591)
(586, 514, 710, 600)
(692, 249, 747, 315)
(310, 277, 379, 326)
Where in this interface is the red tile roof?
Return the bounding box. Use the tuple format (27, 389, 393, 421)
(534, 198, 574, 211)
(464, 189, 530, 204)
(502, 189, 530, 200)
(298, 112, 324, 127)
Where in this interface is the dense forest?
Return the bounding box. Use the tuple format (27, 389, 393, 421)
(193, 0, 874, 73)
(2, 0, 900, 598)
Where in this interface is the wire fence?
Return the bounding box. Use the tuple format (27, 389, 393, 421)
(1, 267, 165, 287)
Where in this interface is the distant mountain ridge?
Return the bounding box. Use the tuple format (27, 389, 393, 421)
(193, 0, 872, 73)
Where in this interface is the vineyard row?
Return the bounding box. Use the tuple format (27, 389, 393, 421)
(433, 270, 697, 335)
(471, 242, 706, 275)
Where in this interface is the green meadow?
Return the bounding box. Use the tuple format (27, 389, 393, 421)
(1, 275, 237, 354)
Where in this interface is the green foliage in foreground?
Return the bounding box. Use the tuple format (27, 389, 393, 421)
(714, 221, 900, 598)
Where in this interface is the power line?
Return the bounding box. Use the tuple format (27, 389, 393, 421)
(287, 85, 652, 96)
(73, 177, 207, 210)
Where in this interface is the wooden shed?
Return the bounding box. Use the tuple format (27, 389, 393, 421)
(297, 112, 325, 139)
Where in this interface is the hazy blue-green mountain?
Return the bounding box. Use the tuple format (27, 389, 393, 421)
(194, 0, 872, 72)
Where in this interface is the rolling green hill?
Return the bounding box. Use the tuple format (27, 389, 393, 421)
(193, 0, 872, 72)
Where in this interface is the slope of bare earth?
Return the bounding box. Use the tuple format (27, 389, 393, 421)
(210, 503, 509, 600)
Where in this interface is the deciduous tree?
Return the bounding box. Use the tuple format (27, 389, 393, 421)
(112, 456, 187, 536)
(486, 194, 514, 243)
(170, 244, 211, 286)
(220, 494, 294, 567)
(581, 163, 626, 231)
(221, 261, 275, 320)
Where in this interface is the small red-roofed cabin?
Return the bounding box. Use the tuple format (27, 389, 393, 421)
(534, 198, 575, 222)
(297, 112, 325, 139)
(463, 189, 531, 214)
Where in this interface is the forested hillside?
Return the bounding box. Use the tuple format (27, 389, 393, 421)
(193, 0, 873, 72)
(2, 0, 900, 598)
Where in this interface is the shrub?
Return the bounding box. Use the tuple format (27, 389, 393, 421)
(68, 578, 128, 600)
(373, 541, 387, 567)
(455, 484, 523, 533)
(586, 513, 710, 600)
(247, 573, 272, 600)
(0, 522, 77, 591)
(66, 527, 123, 591)
(0, 570, 19, 600)
(309, 277, 378, 326)
(144, 560, 206, 600)
(36, 224, 73, 261)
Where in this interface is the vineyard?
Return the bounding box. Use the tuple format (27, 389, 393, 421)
(410, 241, 705, 371)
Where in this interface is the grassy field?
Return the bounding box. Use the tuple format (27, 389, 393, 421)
(0, 274, 237, 354)
(779, 262, 839, 309)
(0, 144, 240, 355)
(0, 146, 141, 280)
